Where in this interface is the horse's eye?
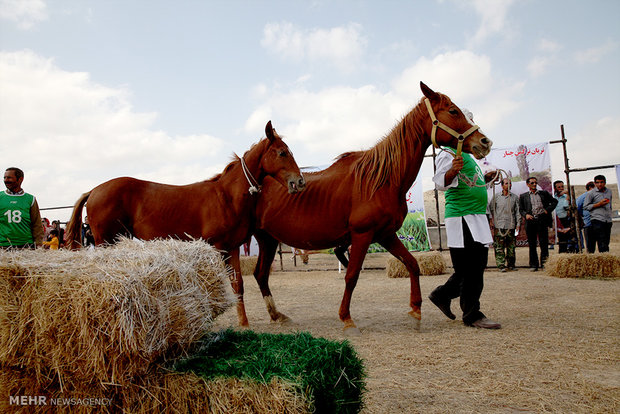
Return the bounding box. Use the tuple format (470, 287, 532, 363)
(278, 150, 288, 157)
(449, 108, 459, 115)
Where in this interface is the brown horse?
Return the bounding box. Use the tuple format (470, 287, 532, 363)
(66, 121, 305, 323)
(245, 82, 493, 333)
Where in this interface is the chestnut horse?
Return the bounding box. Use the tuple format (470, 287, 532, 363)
(66, 121, 305, 317)
(244, 83, 492, 333)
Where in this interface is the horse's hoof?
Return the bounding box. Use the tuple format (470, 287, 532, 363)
(271, 313, 292, 324)
(407, 310, 421, 331)
(343, 325, 362, 336)
(408, 309, 422, 320)
(410, 318, 421, 331)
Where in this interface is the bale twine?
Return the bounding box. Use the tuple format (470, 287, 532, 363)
(545, 253, 620, 278)
(386, 251, 446, 278)
(0, 238, 236, 387)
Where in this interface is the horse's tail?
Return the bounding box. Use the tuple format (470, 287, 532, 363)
(65, 191, 90, 250)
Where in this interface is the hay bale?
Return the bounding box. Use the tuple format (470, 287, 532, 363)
(386, 251, 446, 278)
(239, 256, 257, 276)
(545, 253, 620, 278)
(0, 238, 236, 387)
(0, 368, 308, 414)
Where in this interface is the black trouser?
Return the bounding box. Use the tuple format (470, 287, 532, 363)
(557, 216, 571, 253)
(585, 226, 595, 253)
(433, 219, 487, 325)
(525, 216, 549, 268)
(589, 219, 612, 253)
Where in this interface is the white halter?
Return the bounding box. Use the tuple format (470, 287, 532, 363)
(240, 156, 261, 194)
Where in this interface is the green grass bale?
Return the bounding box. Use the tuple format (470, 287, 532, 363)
(173, 329, 367, 414)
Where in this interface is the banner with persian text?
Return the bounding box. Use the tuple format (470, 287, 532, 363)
(481, 142, 553, 246)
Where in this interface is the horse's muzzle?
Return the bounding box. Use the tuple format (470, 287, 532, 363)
(288, 176, 306, 194)
(472, 136, 493, 159)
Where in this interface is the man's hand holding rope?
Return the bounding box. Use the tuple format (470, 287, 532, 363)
(484, 170, 502, 185)
(444, 155, 464, 187)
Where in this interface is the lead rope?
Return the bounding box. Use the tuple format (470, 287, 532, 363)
(437, 147, 505, 189)
(240, 156, 261, 194)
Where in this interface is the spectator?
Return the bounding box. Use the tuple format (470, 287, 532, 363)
(488, 178, 521, 272)
(553, 180, 571, 253)
(576, 181, 595, 252)
(43, 229, 60, 250)
(1, 167, 44, 249)
(42, 217, 53, 240)
(583, 175, 613, 253)
(82, 216, 95, 247)
(51, 220, 65, 248)
(519, 177, 558, 271)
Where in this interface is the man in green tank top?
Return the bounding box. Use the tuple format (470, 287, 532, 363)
(428, 148, 501, 329)
(1, 167, 44, 248)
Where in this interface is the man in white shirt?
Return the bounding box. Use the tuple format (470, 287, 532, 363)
(489, 178, 521, 271)
(428, 148, 501, 329)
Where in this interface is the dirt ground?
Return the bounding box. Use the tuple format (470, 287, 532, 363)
(212, 244, 620, 414)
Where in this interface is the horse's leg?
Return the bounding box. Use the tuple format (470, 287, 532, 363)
(339, 233, 373, 334)
(226, 247, 249, 327)
(334, 245, 349, 268)
(379, 233, 422, 330)
(254, 232, 291, 323)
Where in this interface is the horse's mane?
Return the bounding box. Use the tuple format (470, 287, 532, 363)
(206, 157, 239, 183)
(206, 139, 266, 183)
(346, 94, 448, 196)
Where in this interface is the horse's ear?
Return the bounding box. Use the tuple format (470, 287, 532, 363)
(420, 82, 440, 103)
(265, 120, 275, 142)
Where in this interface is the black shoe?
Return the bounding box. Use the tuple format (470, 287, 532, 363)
(468, 317, 501, 329)
(428, 292, 456, 320)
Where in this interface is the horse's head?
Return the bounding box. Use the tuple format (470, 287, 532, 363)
(258, 121, 306, 194)
(420, 82, 492, 159)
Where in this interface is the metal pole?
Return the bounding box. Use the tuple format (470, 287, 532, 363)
(278, 243, 283, 271)
(40, 206, 74, 211)
(559, 125, 580, 252)
(566, 165, 616, 173)
(571, 184, 585, 252)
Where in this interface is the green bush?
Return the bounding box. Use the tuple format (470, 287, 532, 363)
(173, 329, 366, 414)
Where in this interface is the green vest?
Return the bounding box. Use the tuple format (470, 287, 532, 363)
(444, 148, 488, 218)
(0, 191, 35, 246)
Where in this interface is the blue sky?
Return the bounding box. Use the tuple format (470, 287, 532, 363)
(1, 0, 619, 221)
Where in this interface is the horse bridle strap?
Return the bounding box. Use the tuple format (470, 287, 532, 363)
(424, 98, 479, 157)
(240, 156, 261, 194)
